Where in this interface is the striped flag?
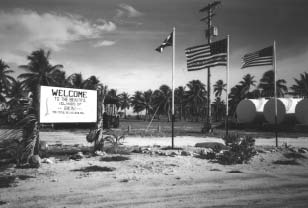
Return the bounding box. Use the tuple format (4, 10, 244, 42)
(155, 32, 173, 53)
(241, 46, 273, 69)
(185, 38, 227, 71)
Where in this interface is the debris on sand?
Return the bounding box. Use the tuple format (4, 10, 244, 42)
(69, 152, 84, 161)
(94, 150, 106, 157)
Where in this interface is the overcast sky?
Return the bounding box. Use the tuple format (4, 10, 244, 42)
(1, 0, 308, 96)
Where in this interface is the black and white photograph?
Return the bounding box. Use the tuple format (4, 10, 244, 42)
(1, 0, 308, 207)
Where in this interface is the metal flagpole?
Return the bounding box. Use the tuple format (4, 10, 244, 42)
(171, 27, 175, 149)
(225, 35, 230, 136)
(273, 40, 278, 147)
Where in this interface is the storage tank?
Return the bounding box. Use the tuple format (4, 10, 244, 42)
(236, 98, 268, 123)
(295, 98, 308, 125)
(263, 98, 302, 124)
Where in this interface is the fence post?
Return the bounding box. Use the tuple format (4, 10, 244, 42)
(157, 124, 161, 133)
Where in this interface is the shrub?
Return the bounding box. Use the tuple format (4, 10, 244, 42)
(218, 134, 256, 165)
(104, 131, 126, 154)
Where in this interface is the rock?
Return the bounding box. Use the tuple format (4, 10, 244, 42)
(41, 158, 53, 164)
(181, 150, 192, 156)
(29, 155, 41, 168)
(94, 150, 106, 156)
(70, 152, 84, 161)
(169, 152, 178, 157)
(51, 179, 58, 182)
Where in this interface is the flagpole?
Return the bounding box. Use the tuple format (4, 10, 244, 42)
(273, 40, 278, 147)
(171, 27, 175, 149)
(225, 35, 230, 136)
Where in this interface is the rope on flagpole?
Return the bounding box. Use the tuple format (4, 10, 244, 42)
(225, 35, 230, 136)
(273, 40, 278, 147)
(171, 27, 175, 149)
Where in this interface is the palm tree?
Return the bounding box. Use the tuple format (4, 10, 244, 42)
(213, 80, 226, 121)
(7, 80, 24, 109)
(228, 84, 244, 116)
(66, 73, 84, 89)
(143, 90, 153, 121)
(175, 86, 185, 121)
(154, 85, 172, 122)
(130, 90, 154, 120)
(258, 70, 288, 97)
(106, 89, 120, 109)
(213, 79, 226, 98)
(290, 72, 308, 97)
(18, 49, 63, 112)
(239, 74, 256, 98)
(185, 80, 207, 122)
(82, 75, 101, 90)
(0, 59, 15, 94)
(212, 97, 225, 121)
(18, 49, 63, 156)
(119, 92, 130, 119)
(131, 91, 145, 118)
(52, 69, 66, 87)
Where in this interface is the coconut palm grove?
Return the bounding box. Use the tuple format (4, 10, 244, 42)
(0, 49, 307, 124)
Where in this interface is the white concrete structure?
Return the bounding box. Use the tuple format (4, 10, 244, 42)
(295, 98, 308, 125)
(236, 98, 268, 123)
(263, 98, 302, 124)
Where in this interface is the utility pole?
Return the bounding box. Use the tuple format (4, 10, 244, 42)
(200, 1, 221, 133)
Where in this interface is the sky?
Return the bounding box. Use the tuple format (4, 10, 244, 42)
(1, 0, 308, 98)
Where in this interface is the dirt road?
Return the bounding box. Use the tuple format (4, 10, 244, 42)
(1, 147, 308, 208)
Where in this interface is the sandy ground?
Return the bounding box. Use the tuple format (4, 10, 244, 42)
(1, 131, 308, 207)
(37, 130, 308, 148)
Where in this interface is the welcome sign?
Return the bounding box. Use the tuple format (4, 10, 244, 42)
(39, 86, 97, 123)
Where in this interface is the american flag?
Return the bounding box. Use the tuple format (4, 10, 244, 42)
(241, 46, 273, 69)
(155, 32, 173, 53)
(185, 38, 227, 71)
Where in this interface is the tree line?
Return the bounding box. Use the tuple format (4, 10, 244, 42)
(0, 49, 308, 123)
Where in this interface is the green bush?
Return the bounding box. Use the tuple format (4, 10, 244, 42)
(218, 134, 256, 165)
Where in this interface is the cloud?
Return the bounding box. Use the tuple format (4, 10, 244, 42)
(0, 9, 116, 63)
(93, 40, 116, 47)
(116, 3, 143, 18)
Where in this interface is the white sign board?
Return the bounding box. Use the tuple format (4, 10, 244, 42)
(39, 86, 97, 123)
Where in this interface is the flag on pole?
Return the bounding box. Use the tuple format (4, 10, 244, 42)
(155, 28, 176, 148)
(185, 38, 227, 71)
(241, 46, 273, 69)
(155, 32, 173, 53)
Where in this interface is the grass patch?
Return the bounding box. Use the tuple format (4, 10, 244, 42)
(195, 142, 227, 150)
(210, 168, 222, 171)
(284, 152, 307, 159)
(72, 165, 116, 172)
(100, 156, 130, 162)
(227, 170, 243, 173)
(273, 159, 300, 165)
(0, 201, 8, 205)
(0, 175, 16, 188)
(161, 146, 183, 150)
(0, 174, 35, 188)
